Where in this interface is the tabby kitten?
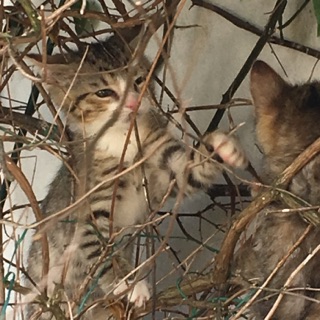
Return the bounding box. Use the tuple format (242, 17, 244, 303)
(233, 61, 320, 319)
(26, 37, 247, 319)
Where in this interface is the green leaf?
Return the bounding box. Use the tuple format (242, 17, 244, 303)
(71, 0, 101, 36)
(313, 0, 320, 36)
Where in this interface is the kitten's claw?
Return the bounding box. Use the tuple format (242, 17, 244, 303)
(210, 131, 248, 169)
(114, 279, 150, 308)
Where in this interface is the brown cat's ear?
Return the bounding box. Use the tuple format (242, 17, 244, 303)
(250, 60, 288, 113)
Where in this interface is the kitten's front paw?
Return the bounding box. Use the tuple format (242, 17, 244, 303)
(114, 279, 150, 308)
(128, 280, 150, 307)
(210, 131, 248, 169)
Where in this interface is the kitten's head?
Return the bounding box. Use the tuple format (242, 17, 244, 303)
(29, 37, 151, 136)
(250, 60, 320, 172)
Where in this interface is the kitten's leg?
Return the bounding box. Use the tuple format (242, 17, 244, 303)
(69, 219, 150, 308)
(111, 240, 150, 307)
(113, 278, 150, 307)
(158, 130, 247, 196)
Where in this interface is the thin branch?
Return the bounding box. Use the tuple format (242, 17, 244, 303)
(192, 0, 320, 61)
(213, 135, 320, 284)
(231, 224, 313, 319)
(280, 0, 311, 29)
(5, 156, 49, 276)
(0, 216, 5, 319)
(18, 0, 41, 34)
(191, 0, 288, 132)
(265, 243, 320, 320)
(133, 135, 320, 317)
(0, 106, 60, 142)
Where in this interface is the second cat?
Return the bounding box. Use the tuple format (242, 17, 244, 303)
(233, 61, 320, 320)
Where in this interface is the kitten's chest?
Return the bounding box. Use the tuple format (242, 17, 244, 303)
(114, 164, 170, 226)
(96, 126, 145, 162)
(88, 154, 149, 225)
(115, 168, 148, 227)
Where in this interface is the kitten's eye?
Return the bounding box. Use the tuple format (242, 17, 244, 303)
(95, 89, 117, 98)
(135, 77, 145, 86)
(134, 77, 146, 92)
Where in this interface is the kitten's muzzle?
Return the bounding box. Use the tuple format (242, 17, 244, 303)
(125, 92, 140, 111)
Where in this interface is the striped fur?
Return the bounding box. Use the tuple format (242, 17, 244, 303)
(26, 37, 247, 319)
(233, 61, 320, 320)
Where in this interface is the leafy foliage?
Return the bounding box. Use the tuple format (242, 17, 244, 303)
(313, 0, 320, 35)
(71, 0, 102, 36)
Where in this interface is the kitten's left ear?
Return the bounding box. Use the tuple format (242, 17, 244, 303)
(114, 27, 153, 73)
(250, 60, 288, 113)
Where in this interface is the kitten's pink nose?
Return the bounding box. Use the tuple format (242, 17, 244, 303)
(125, 92, 139, 111)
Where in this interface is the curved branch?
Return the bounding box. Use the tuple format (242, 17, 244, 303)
(192, 0, 320, 60)
(0, 106, 61, 142)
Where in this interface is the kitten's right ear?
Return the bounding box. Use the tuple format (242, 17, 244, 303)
(27, 53, 70, 65)
(250, 61, 288, 112)
(26, 53, 72, 84)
